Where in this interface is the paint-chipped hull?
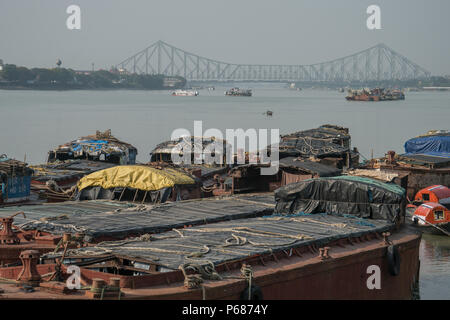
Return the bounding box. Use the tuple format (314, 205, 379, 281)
(127, 227, 421, 300)
(0, 226, 421, 300)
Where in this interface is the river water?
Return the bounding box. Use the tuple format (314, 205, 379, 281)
(0, 84, 449, 299)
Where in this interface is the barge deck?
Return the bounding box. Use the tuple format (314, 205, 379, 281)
(0, 215, 421, 300)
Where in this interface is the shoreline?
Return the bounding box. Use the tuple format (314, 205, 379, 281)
(0, 85, 181, 91)
(0, 87, 178, 91)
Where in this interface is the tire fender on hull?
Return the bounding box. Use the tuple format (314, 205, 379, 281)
(240, 285, 263, 300)
(387, 245, 401, 276)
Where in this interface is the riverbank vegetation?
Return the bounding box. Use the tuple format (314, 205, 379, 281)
(0, 64, 186, 90)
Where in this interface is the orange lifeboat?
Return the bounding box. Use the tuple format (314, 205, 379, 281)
(414, 185, 450, 203)
(410, 202, 450, 235)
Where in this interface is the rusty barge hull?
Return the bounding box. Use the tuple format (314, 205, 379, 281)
(0, 226, 420, 300)
(130, 228, 420, 300)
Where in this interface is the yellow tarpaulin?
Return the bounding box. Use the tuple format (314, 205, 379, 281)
(77, 165, 196, 191)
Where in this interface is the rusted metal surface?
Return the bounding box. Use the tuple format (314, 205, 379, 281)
(39, 281, 71, 295)
(0, 228, 78, 265)
(0, 217, 20, 245)
(0, 213, 62, 265)
(16, 250, 41, 287)
(0, 226, 421, 300)
(0, 243, 58, 266)
(318, 247, 331, 260)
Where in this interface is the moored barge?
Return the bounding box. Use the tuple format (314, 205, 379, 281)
(225, 88, 252, 97)
(0, 194, 274, 265)
(346, 88, 405, 101)
(362, 131, 450, 200)
(172, 90, 199, 96)
(31, 130, 137, 202)
(0, 177, 421, 299)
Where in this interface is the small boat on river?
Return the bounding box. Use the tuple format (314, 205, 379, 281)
(172, 90, 199, 96)
(346, 88, 405, 101)
(225, 88, 252, 97)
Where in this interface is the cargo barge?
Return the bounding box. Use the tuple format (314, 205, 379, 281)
(0, 194, 274, 265)
(225, 88, 252, 97)
(346, 88, 405, 101)
(0, 177, 422, 300)
(172, 90, 199, 96)
(362, 131, 450, 200)
(31, 130, 137, 202)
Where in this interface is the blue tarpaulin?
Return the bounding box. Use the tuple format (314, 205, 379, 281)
(71, 140, 109, 152)
(404, 135, 450, 154)
(403, 152, 450, 159)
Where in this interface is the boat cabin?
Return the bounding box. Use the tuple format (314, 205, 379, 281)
(229, 157, 341, 194)
(47, 129, 137, 165)
(150, 136, 230, 166)
(414, 185, 450, 204)
(273, 124, 359, 169)
(412, 202, 449, 226)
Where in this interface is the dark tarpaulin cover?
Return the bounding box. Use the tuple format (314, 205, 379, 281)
(76, 186, 172, 203)
(274, 176, 406, 222)
(278, 138, 348, 158)
(404, 135, 450, 154)
(53, 213, 392, 270)
(279, 157, 342, 177)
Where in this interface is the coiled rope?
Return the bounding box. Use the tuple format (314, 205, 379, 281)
(179, 261, 222, 299)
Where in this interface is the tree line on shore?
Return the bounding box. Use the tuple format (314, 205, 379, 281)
(0, 64, 186, 90)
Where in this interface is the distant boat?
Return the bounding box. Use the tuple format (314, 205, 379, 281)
(172, 90, 199, 96)
(346, 88, 405, 101)
(225, 87, 252, 96)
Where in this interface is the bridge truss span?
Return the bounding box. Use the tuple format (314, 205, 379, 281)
(116, 40, 430, 82)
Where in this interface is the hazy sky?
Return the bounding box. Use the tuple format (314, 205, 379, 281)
(0, 0, 449, 75)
